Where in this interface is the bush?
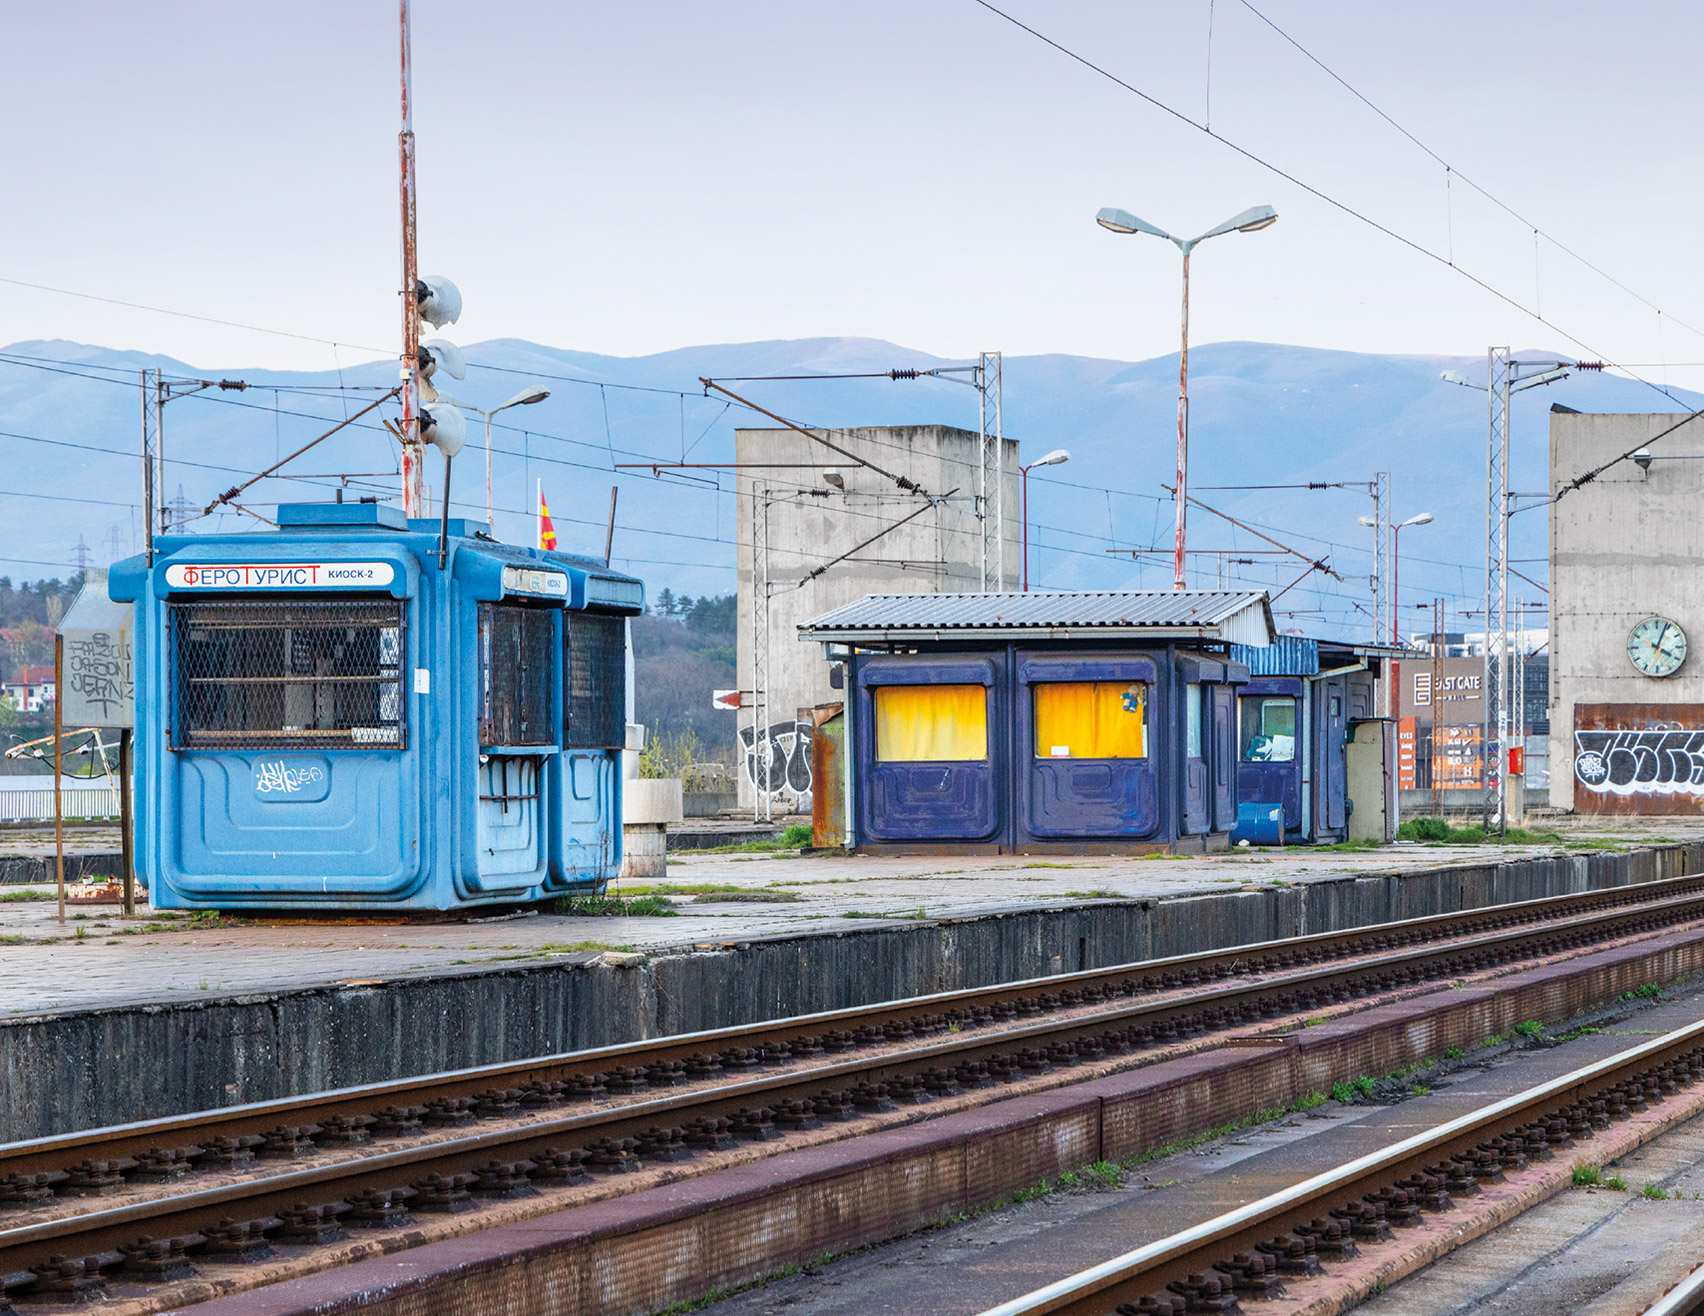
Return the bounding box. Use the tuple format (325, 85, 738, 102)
(1399, 816, 1452, 842)
(780, 823, 813, 848)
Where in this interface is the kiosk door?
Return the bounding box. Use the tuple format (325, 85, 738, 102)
(861, 657, 1002, 843)
(1019, 654, 1160, 840)
(1315, 674, 1350, 835)
(1237, 682, 1303, 835)
(1211, 683, 1237, 832)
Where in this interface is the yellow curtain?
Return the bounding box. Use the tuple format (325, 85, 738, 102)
(874, 684, 988, 762)
(1034, 682, 1147, 759)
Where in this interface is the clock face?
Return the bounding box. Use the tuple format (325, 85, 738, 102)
(1628, 616, 1687, 677)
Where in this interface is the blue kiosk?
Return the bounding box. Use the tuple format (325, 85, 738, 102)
(1228, 636, 1401, 844)
(798, 592, 1275, 854)
(109, 502, 643, 912)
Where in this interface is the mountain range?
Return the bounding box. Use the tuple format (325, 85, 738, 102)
(2, 335, 1696, 639)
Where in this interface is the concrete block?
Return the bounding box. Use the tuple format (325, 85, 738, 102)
(621, 823, 668, 879)
(624, 778, 683, 826)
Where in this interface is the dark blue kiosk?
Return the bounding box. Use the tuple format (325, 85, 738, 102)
(799, 591, 1276, 854)
(109, 502, 644, 913)
(1226, 636, 1401, 844)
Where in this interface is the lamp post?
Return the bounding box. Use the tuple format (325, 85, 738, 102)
(1019, 448, 1070, 592)
(435, 386, 550, 530)
(1096, 204, 1278, 591)
(1361, 511, 1432, 643)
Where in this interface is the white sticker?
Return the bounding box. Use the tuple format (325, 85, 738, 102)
(501, 565, 569, 597)
(413, 668, 430, 694)
(1051, 746, 1070, 758)
(164, 562, 395, 589)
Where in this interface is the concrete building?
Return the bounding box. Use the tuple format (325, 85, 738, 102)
(735, 424, 1019, 812)
(1549, 408, 1704, 814)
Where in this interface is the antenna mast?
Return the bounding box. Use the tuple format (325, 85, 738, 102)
(398, 0, 423, 515)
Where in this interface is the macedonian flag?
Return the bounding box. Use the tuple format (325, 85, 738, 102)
(538, 481, 557, 551)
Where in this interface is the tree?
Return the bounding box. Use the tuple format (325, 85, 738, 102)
(654, 587, 676, 617)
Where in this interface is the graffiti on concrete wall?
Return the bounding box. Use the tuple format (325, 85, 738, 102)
(740, 718, 813, 805)
(1574, 725, 1704, 795)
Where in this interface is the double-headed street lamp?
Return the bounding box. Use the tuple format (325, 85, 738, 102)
(1096, 203, 1278, 591)
(1019, 448, 1070, 591)
(1360, 511, 1433, 643)
(436, 386, 551, 530)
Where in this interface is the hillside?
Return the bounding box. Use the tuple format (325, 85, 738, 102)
(2, 336, 1696, 637)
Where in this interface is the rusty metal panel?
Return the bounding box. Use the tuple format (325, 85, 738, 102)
(811, 707, 844, 849)
(1573, 703, 1704, 815)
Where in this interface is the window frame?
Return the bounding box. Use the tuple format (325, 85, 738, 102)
(169, 595, 407, 752)
(1031, 679, 1150, 762)
(563, 610, 628, 751)
(477, 602, 558, 748)
(1238, 694, 1299, 763)
(873, 682, 990, 763)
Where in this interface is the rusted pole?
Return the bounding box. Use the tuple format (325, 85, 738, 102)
(53, 634, 64, 924)
(119, 727, 134, 917)
(1174, 248, 1191, 590)
(398, 0, 423, 516)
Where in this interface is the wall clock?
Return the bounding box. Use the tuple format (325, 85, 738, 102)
(1628, 616, 1687, 677)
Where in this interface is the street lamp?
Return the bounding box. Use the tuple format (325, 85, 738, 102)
(1361, 511, 1433, 643)
(435, 386, 550, 530)
(1097, 203, 1278, 591)
(1019, 448, 1070, 592)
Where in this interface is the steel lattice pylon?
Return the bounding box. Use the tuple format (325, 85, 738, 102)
(749, 484, 773, 822)
(1483, 347, 1511, 832)
(977, 352, 1004, 591)
(1371, 472, 1390, 643)
(140, 368, 160, 563)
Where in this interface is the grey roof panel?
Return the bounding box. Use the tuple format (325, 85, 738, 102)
(800, 591, 1275, 644)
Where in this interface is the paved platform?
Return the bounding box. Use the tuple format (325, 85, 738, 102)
(0, 816, 1698, 1020)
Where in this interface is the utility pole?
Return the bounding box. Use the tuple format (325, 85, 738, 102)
(977, 352, 1004, 591)
(140, 369, 159, 564)
(398, 0, 424, 516)
(1431, 598, 1445, 820)
(1484, 347, 1509, 834)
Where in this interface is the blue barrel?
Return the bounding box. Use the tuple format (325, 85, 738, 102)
(1230, 800, 1285, 847)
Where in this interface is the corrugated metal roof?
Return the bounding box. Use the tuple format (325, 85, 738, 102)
(800, 591, 1274, 646)
(1229, 636, 1320, 677)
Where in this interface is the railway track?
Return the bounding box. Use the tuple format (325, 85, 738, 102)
(6, 873, 1704, 1308)
(979, 1012, 1704, 1316)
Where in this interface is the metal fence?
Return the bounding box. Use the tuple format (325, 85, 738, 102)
(0, 778, 124, 822)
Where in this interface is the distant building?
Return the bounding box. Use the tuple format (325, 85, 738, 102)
(2, 665, 55, 712)
(1549, 408, 1704, 814)
(734, 424, 1019, 812)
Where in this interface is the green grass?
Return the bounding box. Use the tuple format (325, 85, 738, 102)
(617, 882, 746, 896)
(1062, 890, 1120, 899)
(1314, 838, 1382, 852)
(1330, 1075, 1379, 1103)
(550, 893, 678, 917)
(690, 890, 799, 903)
(1514, 1020, 1545, 1038)
(1619, 984, 1663, 1004)
(1643, 1182, 1671, 1200)
(1397, 817, 1565, 846)
(1292, 1090, 1326, 1111)
(0, 889, 52, 902)
(1573, 1165, 1627, 1190)
(1444, 1045, 1464, 1060)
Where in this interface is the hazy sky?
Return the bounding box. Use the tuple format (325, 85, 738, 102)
(5, 1, 1704, 392)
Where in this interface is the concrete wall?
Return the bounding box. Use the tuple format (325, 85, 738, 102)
(6, 842, 1697, 1141)
(1549, 411, 1704, 810)
(734, 424, 1020, 811)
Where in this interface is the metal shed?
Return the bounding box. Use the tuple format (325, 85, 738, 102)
(108, 502, 644, 912)
(800, 591, 1274, 854)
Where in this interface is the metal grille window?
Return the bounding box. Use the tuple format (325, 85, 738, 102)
(172, 599, 405, 750)
(564, 611, 627, 750)
(479, 604, 556, 746)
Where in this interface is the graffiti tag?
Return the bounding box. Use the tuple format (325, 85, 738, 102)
(63, 629, 133, 725)
(740, 719, 813, 804)
(1574, 728, 1704, 795)
(254, 760, 328, 794)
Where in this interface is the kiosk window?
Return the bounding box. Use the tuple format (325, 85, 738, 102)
(1032, 682, 1147, 760)
(479, 604, 555, 746)
(564, 611, 627, 750)
(171, 598, 404, 750)
(1240, 695, 1297, 762)
(875, 684, 988, 762)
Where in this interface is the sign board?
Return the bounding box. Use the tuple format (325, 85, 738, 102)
(501, 565, 568, 598)
(712, 689, 742, 711)
(164, 562, 395, 590)
(58, 585, 135, 729)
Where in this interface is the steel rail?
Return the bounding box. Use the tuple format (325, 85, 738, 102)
(4, 884, 1704, 1283)
(979, 1016, 1704, 1316)
(5, 870, 1699, 1179)
(1647, 1261, 1704, 1316)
